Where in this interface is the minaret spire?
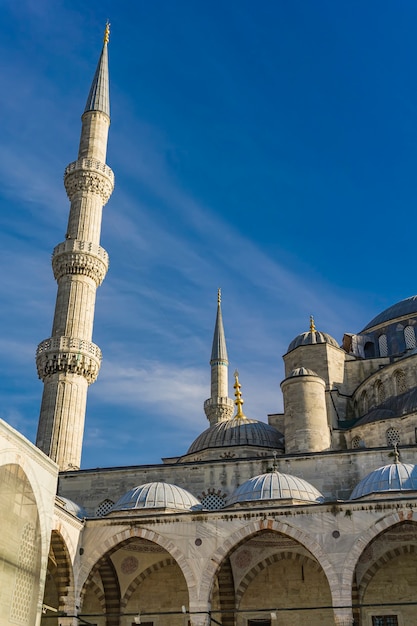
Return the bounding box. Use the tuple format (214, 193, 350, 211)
(84, 22, 110, 117)
(204, 290, 234, 426)
(35, 26, 114, 470)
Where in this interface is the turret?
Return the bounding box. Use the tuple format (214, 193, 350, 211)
(35, 25, 114, 470)
(203, 290, 234, 425)
(281, 367, 331, 453)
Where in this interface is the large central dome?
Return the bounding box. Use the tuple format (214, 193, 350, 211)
(361, 295, 417, 332)
(186, 417, 284, 456)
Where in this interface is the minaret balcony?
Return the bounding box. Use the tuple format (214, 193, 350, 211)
(52, 240, 109, 285)
(204, 397, 234, 424)
(36, 336, 102, 384)
(64, 157, 114, 204)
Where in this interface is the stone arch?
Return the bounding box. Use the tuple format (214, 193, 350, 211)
(87, 579, 106, 614)
(340, 509, 417, 608)
(0, 463, 42, 625)
(120, 557, 176, 608)
(44, 530, 73, 613)
(80, 551, 120, 626)
(198, 518, 338, 606)
(359, 544, 417, 602)
(78, 527, 196, 608)
(235, 551, 322, 605)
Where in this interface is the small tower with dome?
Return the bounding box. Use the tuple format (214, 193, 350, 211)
(283, 316, 346, 433)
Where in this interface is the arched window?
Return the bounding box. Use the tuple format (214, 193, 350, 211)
(378, 334, 388, 357)
(375, 380, 386, 405)
(404, 325, 416, 350)
(386, 427, 400, 446)
(360, 390, 368, 415)
(364, 341, 375, 358)
(352, 436, 361, 449)
(394, 369, 406, 394)
(199, 489, 226, 510)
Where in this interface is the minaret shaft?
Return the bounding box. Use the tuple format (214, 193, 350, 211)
(36, 32, 113, 470)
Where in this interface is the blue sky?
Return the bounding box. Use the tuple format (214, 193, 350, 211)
(1, 1, 416, 468)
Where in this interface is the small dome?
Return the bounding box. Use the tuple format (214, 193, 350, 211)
(113, 482, 201, 511)
(350, 462, 417, 500)
(226, 471, 324, 505)
(361, 295, 417, 332)
(288, 367, 319, 378)
(58, 496, 87, 519)
(187, 417, 284, 455)
(287, 330, 339, 353)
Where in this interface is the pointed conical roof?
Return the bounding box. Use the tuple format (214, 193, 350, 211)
(210, 289, 228, 364)
(84, 25, 110, 117)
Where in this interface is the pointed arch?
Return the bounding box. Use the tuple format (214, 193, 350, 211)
(359, 544, 417, 602)
(340, 509, 417, 608)
(78, 526, 196, 606)
(197, 518, 338, 605)
(45, 530, 73, 613)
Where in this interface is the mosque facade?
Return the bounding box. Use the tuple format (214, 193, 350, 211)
(2, 29, 417, 626)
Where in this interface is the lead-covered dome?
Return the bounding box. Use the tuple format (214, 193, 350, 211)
(287, 330, 339, 353)
(226, 471, 325, 505)
(113, 482, 201, 511)
(288, 367, 320, 378)
(187, 417, 284, 455)
(361, 295, 417, 332)
(350, 462, 417, 500)
(58, 496, 87, 519)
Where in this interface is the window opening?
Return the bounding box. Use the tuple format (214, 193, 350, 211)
(372, 616, 398, 626)
(378, 334, 388, 357)
(95, 499, 114, 517)
(404, 325, 416, 349)
(386, 427, 400, 446)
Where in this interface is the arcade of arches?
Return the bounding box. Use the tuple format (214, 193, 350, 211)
(37, 516, 417, 626)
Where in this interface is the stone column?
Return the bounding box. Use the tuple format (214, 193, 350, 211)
(333, 608, 354, 625)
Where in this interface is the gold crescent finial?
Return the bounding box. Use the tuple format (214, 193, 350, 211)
(104, 21, 110, 45)
(233, 370, 247, 419)
(393, 442, 400, 464)
(310, 315, 316, 332)
(217, 288, 221, 305)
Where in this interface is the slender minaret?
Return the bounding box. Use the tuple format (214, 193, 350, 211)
(204, 289, 234, 426)
(35, 24, 114, 470)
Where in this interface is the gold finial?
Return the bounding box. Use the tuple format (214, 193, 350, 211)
(310, 315, 316, 332)
(217, 288, 221, 305)
(104, 21, 110, 45)
(272, 450, 278, 472)
(393, 442, 400, 464)
(233, 370, 247, 419)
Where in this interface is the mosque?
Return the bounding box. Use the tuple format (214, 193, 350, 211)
(2, 26, 417, 626)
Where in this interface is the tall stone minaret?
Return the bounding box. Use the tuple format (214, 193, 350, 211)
(204, 290, 234, 426)
(35, 25, 114, 470)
